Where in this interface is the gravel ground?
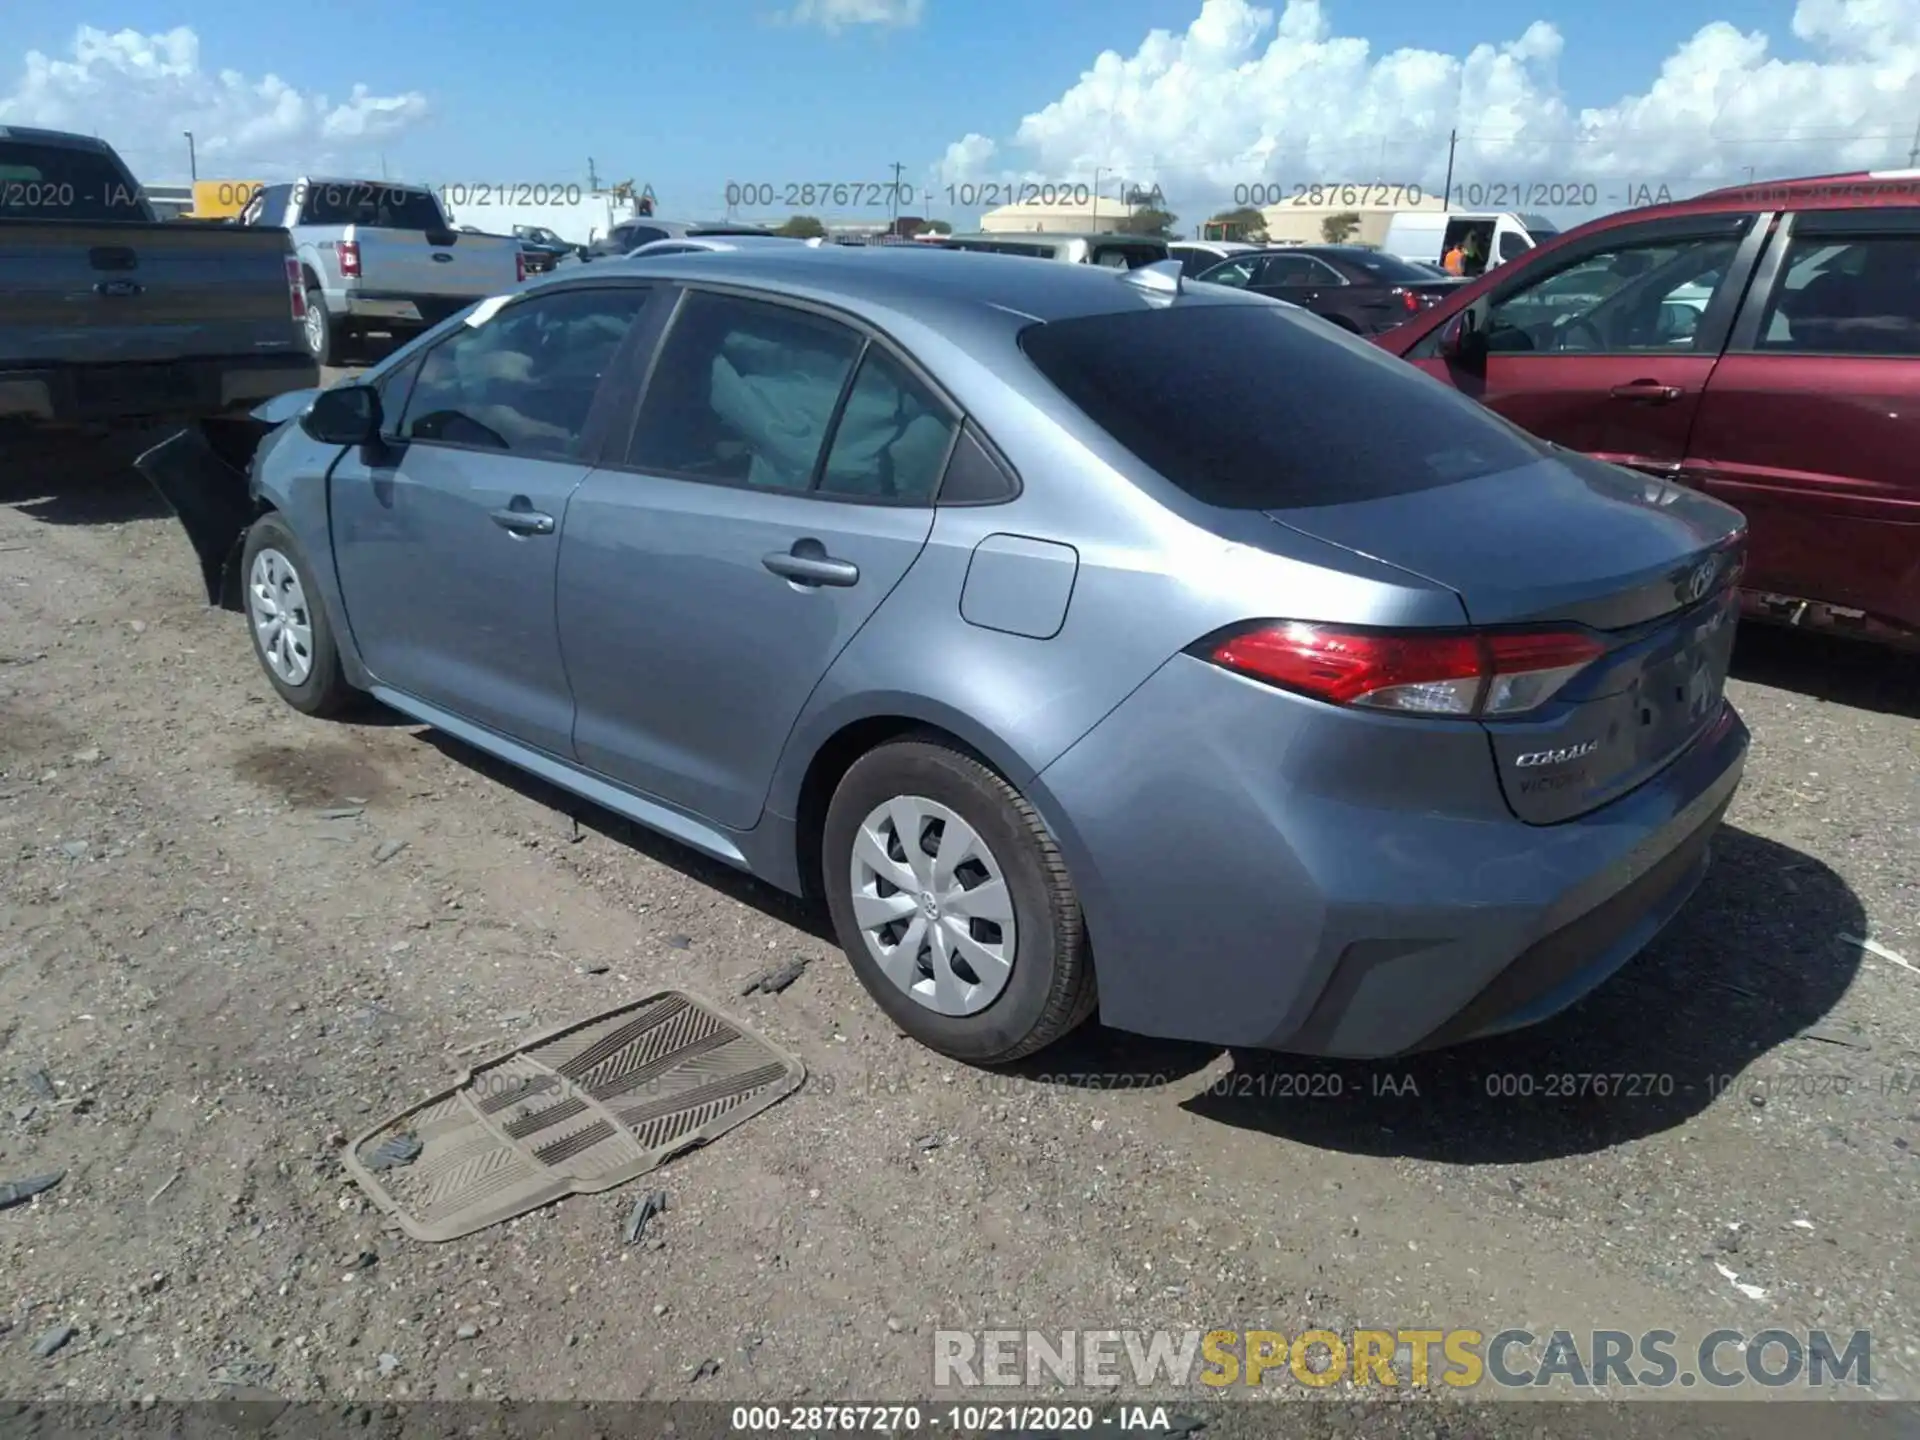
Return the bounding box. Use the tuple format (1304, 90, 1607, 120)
(0, 431, 1915, 1432)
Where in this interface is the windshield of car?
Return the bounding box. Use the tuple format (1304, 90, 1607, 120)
(1018, 304, 1544, 509)
(1323, 248, 1449, 284)
(0, 141, 148, 221)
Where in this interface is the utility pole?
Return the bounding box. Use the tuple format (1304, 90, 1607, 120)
(1441, 129, 1457, 209)
(183, 131, 197, 181)
(587, 157, 600, 193)
(1091, 167, 1103, 228)
(889, 161, 905, 226)
(1908, 111, 1920, 166)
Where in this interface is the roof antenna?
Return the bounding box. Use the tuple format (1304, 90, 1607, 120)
(1119, 258, 1184, 299)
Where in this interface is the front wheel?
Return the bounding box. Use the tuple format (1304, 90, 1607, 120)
(821, 738, 1096, 1064)
(240, 513, 358, 717)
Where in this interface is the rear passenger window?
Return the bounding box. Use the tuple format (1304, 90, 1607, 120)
(626, 291, 862, 490)
(1757, 234, 1920, 356)
(816, 350, 958, 503)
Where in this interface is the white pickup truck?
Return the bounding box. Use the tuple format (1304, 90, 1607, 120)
(238, 178, 523, 365)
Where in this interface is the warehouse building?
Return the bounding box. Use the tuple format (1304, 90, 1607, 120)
(978, 197, 1133, 234)
(1256, 188, 1449, 246)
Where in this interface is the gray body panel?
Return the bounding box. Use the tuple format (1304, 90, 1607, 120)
(162, 244, 1751, 1056)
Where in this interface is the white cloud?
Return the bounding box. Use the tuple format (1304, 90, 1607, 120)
(935, 0, 1920, 215)
(786, 0, 924, 31)
(0, 26, 428, 180)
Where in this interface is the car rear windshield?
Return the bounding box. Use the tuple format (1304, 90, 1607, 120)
(1017, 304, 1546, 510)
(299, 184, 446, 229)
(0, 142, 147, 221)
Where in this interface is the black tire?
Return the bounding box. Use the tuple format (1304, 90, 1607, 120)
(821, 736, 1097, 1065)
(238, 512, 358, 717)
(302, 286, 338, 366)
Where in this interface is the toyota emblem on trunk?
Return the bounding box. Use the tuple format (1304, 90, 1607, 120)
(1680, 558, 1717, 604)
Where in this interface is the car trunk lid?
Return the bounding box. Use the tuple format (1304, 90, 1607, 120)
(1265, 451, 1746, 824)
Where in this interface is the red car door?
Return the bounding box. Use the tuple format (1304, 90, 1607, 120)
(1682, 208, 1920, 636)
(1403, 212, 1767, 477)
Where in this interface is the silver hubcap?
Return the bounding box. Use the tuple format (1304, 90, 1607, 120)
(248, 547, 314, 685)
(304, 300, 324, 354)
(850, 796, 1016, 1016)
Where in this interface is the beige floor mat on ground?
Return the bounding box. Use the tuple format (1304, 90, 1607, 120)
(343, 990, 806, 1241)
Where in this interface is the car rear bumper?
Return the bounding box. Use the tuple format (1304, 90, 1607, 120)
(1029, 654, 1749, 1058)
(0, 354, 316, 429)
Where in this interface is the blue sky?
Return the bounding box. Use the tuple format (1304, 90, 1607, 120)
(4, 0, 1916, 225)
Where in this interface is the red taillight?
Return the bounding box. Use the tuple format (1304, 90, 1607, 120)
(285, 257, 306, 320)
(1207, 622, 1605, 718)
(516, 250, 527, 284)
(337, 239, 361, 278)
(1399, 287, 1421, 313)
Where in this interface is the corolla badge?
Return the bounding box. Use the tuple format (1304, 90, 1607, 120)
(1515, 740, 1600, 768)
(1679, 557, 1719, 604)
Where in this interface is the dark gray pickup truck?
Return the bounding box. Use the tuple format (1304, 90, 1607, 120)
(0, 125, 317, 437)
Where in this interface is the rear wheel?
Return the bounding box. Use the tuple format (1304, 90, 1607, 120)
(240, 512, 357, 717)
(302, 287, 339, 366)
(821, 737, 1096, 1064)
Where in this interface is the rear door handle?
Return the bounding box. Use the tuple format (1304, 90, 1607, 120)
(489, 504, 555, 536)
(763, 543, 859, 588)
(1610, 380, 1684, 403)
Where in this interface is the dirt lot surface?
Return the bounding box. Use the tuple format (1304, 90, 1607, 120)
(1, 430, 1917, 1430)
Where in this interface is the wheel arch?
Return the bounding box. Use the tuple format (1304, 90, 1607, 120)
(778, 696, 1040, 906)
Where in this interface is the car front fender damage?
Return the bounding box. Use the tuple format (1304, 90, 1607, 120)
(136, 416, 278, 610)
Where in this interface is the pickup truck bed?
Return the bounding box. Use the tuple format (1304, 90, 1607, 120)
(0, 125, 316, 435)
(0, 218, 315, 429)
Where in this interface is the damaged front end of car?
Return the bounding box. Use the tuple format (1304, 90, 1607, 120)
(135, 389, 318, 611)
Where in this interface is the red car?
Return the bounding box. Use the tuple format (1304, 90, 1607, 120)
(1375, 170, 1920, 651)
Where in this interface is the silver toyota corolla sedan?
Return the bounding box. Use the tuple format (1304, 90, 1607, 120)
(139, 246, 1749, 1065)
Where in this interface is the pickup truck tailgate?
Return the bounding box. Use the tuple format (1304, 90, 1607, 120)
(344, 228, 519, 297)
(0, 220, 302, 367)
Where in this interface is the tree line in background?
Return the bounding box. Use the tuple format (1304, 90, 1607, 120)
(1205, 205, 1364, 243)
(761, 200, 1366, 246)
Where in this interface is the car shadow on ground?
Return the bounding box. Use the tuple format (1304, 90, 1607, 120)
(0, 431, 178, 525)
(1732, 623, 1920, 721)
(1180, 826, 1865, 1162)
(409, 728, 837, 944)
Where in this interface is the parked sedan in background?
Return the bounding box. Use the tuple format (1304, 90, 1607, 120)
(139, 245, 1748, 1067)
(1167, 239, 1262, 278)
(1194, 245, 1466, 334)
(1376, 168, 1920, 651)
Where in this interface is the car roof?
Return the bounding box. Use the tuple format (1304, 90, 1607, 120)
(0, 124, 116, 152)
(538, 243, 1264, 327)
(631, 235, 820, 253)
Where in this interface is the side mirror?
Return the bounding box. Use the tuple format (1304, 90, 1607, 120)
(301, 383, 383, 446)
(1438, 301, 1491, 365)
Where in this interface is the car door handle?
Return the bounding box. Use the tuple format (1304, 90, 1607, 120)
(1610, 380, 1684, 403)
(763, 546, 859, 587)
(489, 505, 555, 536)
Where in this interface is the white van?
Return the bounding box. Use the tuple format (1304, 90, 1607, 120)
(1381, 211, 1559, 278)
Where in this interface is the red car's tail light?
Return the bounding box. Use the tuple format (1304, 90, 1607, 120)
(1205, 623, 1606, 717)
(336, 239, 362, 278)
(285, 257, 306, 320)
(1398, 287, 1421, 313)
